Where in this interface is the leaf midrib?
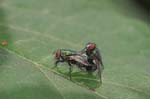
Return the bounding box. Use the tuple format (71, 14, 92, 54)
(1, 23, 148, 93)
(1, 47, 108, 99)
(2, 47, 66, 99)
(0, 22, 149, 97)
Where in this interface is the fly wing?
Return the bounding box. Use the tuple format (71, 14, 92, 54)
(69, 55, 89, 66)
(95, 48, 104, 70)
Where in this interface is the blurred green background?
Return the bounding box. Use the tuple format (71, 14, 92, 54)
(0, 0, 150, 99)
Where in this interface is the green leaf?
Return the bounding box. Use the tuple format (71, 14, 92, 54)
(0, 48, 104, 99)
(0, 0, 150, 99)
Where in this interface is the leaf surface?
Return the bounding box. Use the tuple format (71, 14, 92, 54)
(0, 0, 150, 99)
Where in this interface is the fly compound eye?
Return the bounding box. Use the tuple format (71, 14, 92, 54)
(55, 50, 61, 58)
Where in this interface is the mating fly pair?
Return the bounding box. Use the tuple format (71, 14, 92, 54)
(54, 43, 104, 83)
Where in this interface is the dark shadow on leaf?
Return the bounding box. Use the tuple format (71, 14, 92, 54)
(71, 72, 102, 89)
(55, 68, 102, 89)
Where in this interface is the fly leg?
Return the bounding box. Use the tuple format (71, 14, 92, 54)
(53, 59, 64, 68)
(55, 60, 59, 67)
(97, 64, 102, 84)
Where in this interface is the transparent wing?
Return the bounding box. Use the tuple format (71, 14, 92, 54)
(95, 48, 104, 70)
(69, 55, 89, 66)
